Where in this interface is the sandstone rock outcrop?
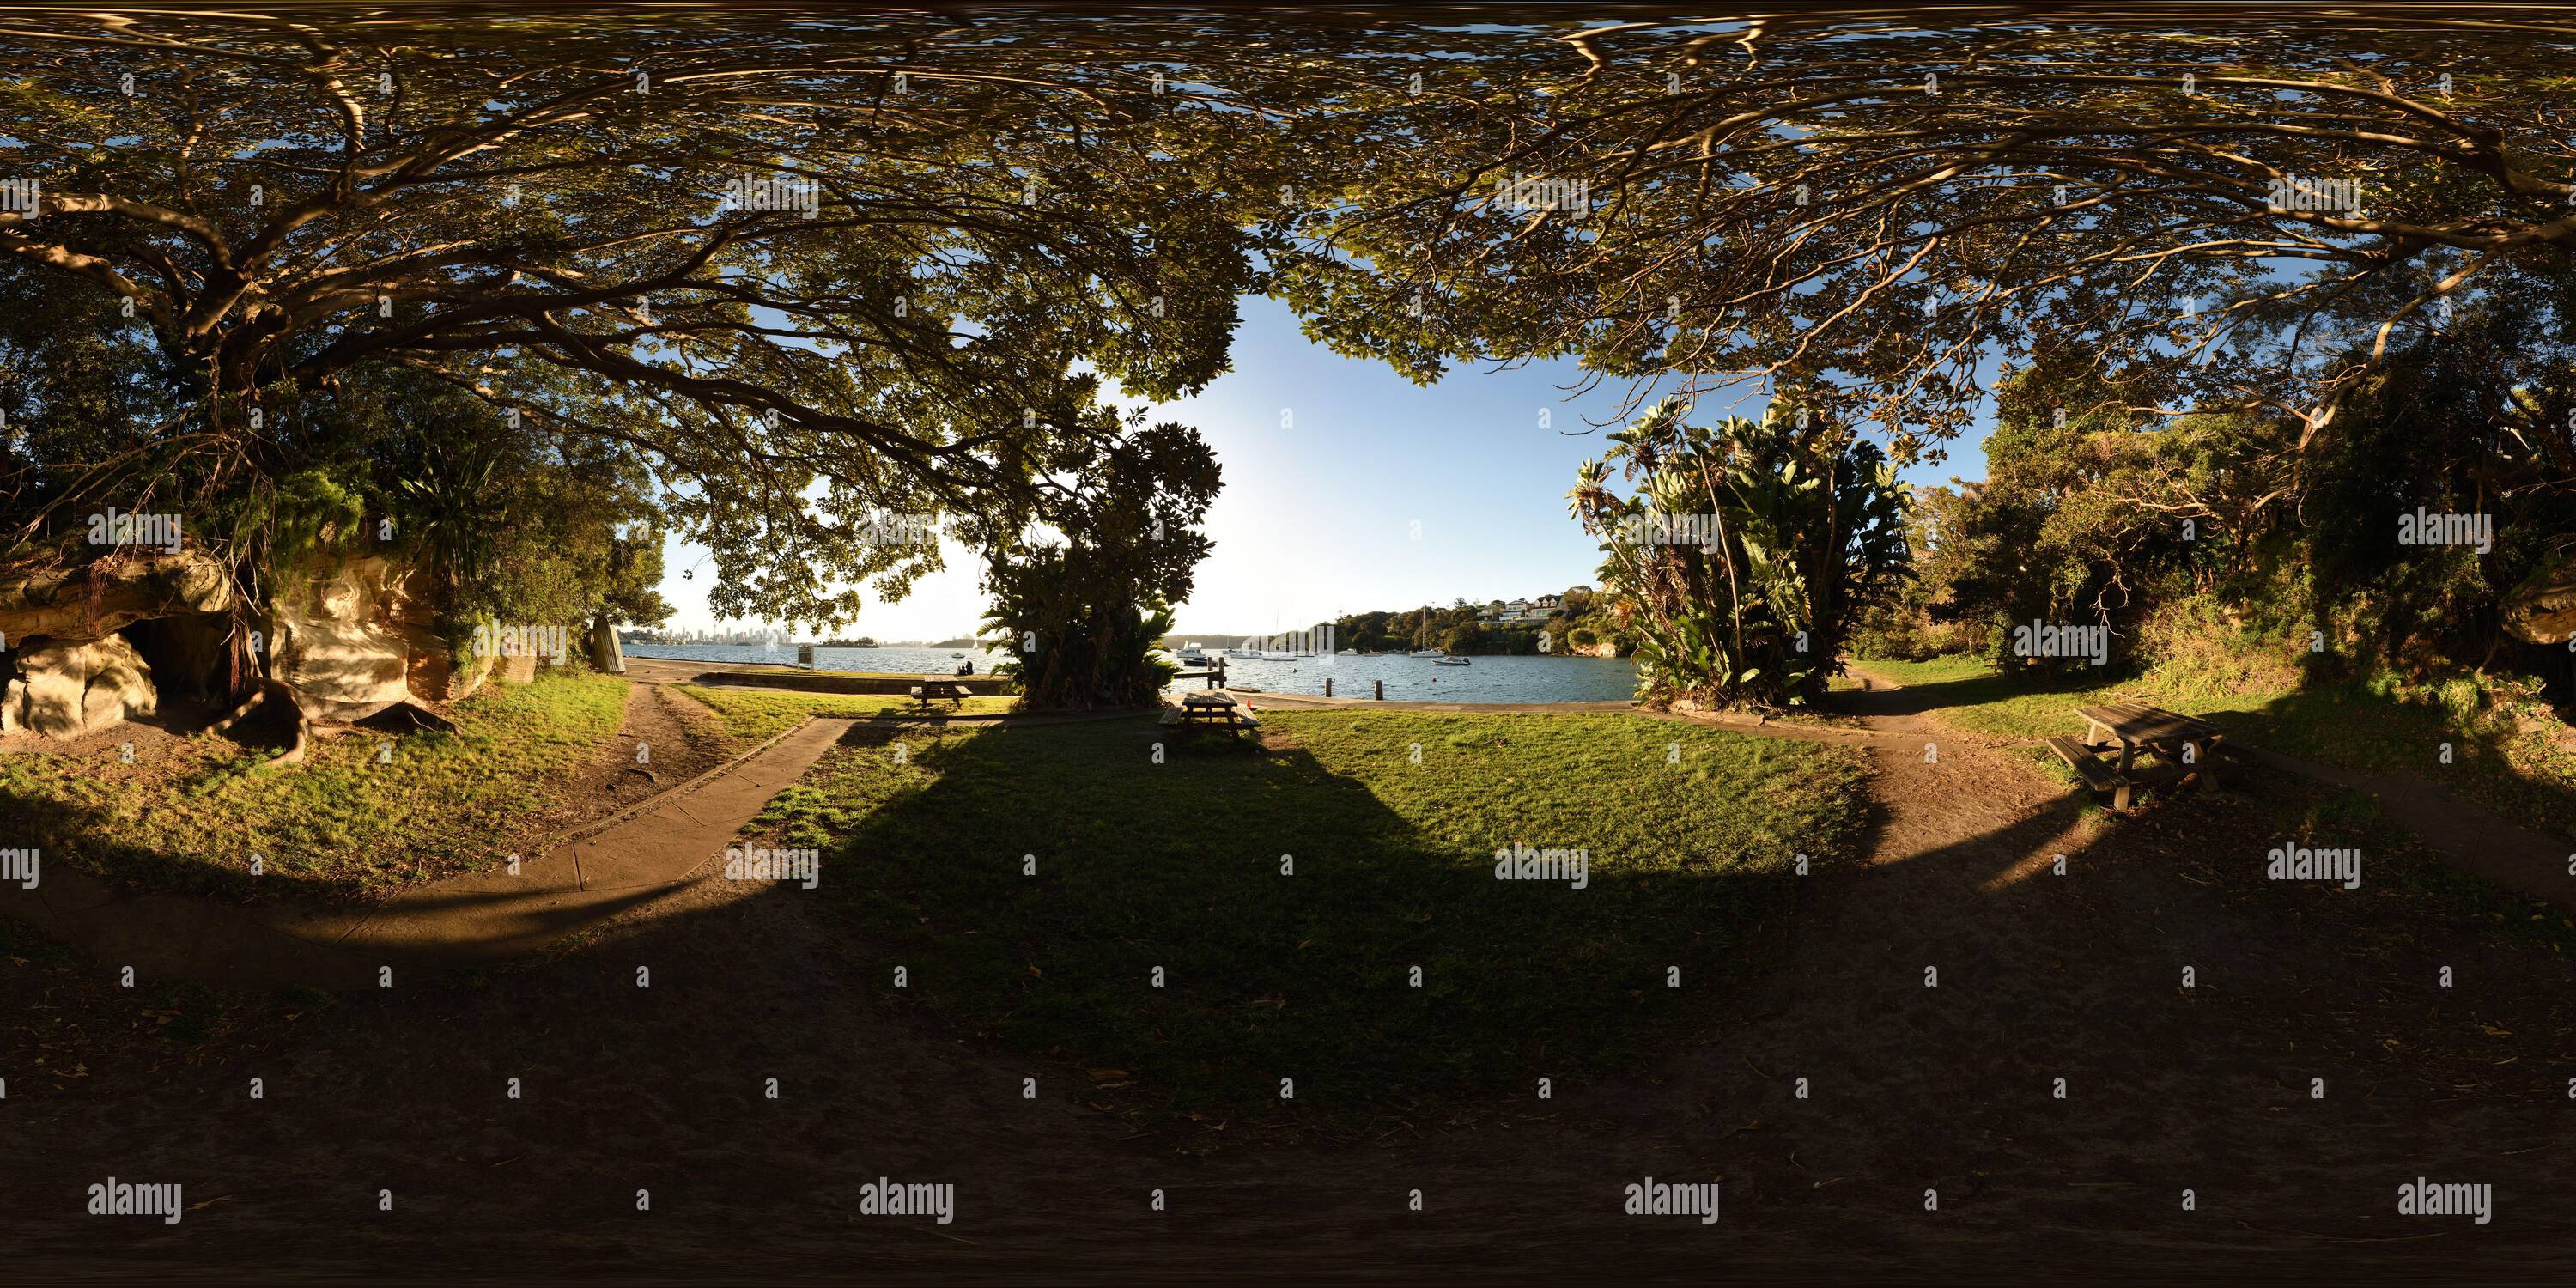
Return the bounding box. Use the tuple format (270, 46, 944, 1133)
(0, 550, 236, 643)
(0, 552, 236, 738)
(2503, 562, 2576, 647)
(266, 552, 442, 720)
(0, 634, 158, 737)
(1, 544, 583, 739)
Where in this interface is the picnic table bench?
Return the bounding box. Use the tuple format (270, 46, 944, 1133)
(907, 678, 970, 714)
(1159, 690, 1261, 735)
(2046, 702, 2227, 810)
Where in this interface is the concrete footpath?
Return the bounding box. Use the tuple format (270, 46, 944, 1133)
(0, 717, 860, 991)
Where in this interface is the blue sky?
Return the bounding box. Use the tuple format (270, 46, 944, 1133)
(655, 294, 1991, 640)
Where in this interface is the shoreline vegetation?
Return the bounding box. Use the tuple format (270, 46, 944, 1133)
(1162, 589, 1632, 659)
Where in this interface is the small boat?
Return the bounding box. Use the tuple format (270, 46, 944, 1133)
(1177, 647, 1208, 664)
(1336, 648, 1357, 655)
(951, 652, 964, 659)
(1434, 655, 1472, 666)
(1408, 648, 1445, 659)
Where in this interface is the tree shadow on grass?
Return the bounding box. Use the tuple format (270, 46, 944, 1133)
(2195, 683, 2576, 849)
(800, 715, 1811, 1124)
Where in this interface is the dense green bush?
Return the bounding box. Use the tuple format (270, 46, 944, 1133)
(1898, 326, 2576, 701)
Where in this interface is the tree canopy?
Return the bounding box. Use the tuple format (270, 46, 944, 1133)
(1268, 11, 2576, 479)
(0, 6, 1274, 627)
(3, 6, 2571, 694)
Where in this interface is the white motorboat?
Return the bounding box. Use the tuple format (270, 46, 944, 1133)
(1408, 648, 1445, 659)
(1434, 655, 1472, 666)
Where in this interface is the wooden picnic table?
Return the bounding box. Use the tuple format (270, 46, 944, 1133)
(907, 678, 969, 714)
(1160, 690, 1261, 735)
(2048, 702, 2227, 810)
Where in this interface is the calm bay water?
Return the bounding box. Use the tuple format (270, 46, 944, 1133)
(625, 644, 1640, 704)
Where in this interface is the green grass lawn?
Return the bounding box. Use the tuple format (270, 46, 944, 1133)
(1851, 653, 2576, 843)
(746, 708, 1867, 1126)
(0, 670, 631, 901)
(677, 684, 1017, 747)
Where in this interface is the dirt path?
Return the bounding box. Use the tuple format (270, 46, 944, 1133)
(6, 690, 2574, 1280)
(542, 679, 731, 817)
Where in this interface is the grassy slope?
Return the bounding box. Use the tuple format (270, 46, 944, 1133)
(1853, 653, 2576, 843)
(749, 708, 1868, 1124)
(0, 670, 630, 901)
